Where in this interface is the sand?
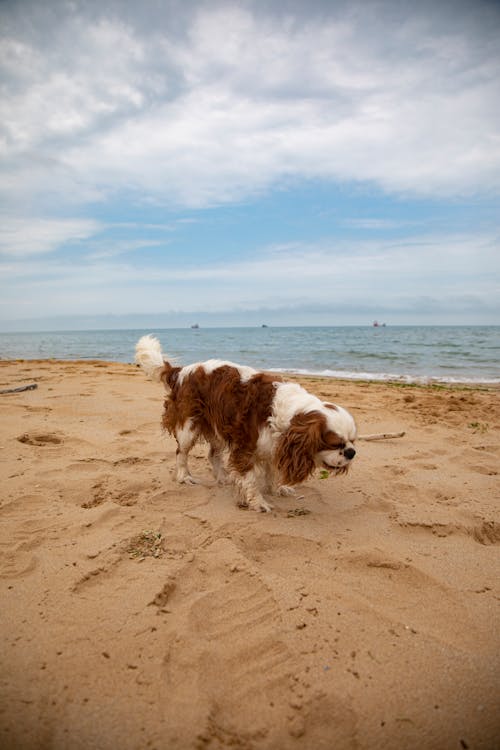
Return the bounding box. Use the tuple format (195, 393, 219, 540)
(0, 358, 499, 750)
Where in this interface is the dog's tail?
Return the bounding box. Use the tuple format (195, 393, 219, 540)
(135, 334, 168, 382)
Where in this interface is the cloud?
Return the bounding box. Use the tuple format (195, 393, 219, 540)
(0, 217, 102, 256)
(0, 17, 147, 152)
(338, 218, 419, 230)
(1, 230, 497, 321)
(1, 0, 499, 213)
(0, 1, 499, 327)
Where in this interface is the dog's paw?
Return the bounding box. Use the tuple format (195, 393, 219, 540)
(178, 474, 201, 486)
(249, 497, 273, 513)
(276, 484, 296, 497)
(237, 495, 273, 512)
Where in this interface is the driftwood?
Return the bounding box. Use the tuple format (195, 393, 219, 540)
(358, 431, 405, 441)
(0, 383, 38, 395)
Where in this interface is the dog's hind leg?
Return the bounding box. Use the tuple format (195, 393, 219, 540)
(208, 439, 229, 485)
(175, 419, 201, 485)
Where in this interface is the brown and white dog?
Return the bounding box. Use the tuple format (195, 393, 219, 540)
(135, 334, 357, 512)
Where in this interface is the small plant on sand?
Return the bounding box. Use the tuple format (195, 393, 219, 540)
(126, 530, 164, 560)
(468, 422, 489, 434)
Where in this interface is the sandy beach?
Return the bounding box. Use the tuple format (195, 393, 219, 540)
(0, 358, 499, 750)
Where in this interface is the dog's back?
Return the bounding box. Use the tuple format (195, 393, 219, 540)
(135, 334, 356, 513)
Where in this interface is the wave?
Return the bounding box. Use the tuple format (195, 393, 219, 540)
(268, 367, 500, 385)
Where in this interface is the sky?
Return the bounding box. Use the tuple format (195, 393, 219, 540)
(1, 0, 500, 330)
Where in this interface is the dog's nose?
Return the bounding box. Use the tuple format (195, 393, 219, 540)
(344, 447, 356, 460)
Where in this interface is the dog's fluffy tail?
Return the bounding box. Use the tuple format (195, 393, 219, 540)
(135, 334, 166, 382)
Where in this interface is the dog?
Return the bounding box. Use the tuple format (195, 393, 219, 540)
(135, 334, 357, 512)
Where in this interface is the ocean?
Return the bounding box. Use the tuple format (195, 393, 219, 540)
(0, 326, 499, 385)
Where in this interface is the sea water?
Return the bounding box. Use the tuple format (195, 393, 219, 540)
(0, 326, 499, 384)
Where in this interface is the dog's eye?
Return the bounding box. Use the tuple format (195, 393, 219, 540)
(324, 432, 345, 450)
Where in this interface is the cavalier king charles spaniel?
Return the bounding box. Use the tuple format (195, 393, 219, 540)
(135, 334, 356, 512)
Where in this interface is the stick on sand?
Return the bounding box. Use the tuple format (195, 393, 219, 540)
(358, 431, 405, 441)
(0, 384, 38, 395)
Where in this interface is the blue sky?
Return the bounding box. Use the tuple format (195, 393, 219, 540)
(1, 0, 499, 329)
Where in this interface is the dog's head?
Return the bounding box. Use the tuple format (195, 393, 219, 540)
(275, 402, 357, 485)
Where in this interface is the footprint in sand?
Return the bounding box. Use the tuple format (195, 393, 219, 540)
(159, 566, 294, 740)
(17, 431, 63, 446)
(465, 464, 498, 477)
(155, 538, 358, 747)
(396, 505, 500, 546)
(471, 520, 500, 545)
(334, 549, 491, 649)
(80, 473, 157, 509)
(0, 503, 54, 578)
(20, 405, 52, 415)
(0, 547, 38, 578)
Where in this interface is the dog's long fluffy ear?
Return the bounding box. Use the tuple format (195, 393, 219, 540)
(275, 411, 324, 485)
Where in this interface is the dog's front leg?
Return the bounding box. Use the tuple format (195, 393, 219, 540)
(261, 461, 296, 497)
(234, 470, 273, 513)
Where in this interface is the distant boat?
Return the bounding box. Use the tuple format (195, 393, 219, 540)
(373, 321, 386, 327)
(261, 324, 268, 328)
(190, 323, 200, 329)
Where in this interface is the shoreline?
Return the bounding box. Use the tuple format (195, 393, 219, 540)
(1, 358, 499, 390)
(1, 358, 499, 749)
(1, 324, 499, 386)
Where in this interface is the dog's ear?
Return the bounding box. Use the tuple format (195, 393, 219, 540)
(275, 411, 324, 485)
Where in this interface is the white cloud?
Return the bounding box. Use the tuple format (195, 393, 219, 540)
(339, 218, 418, 230)
(0, 17, 148, 155)
(0, 1, 499, 326)
(1, 1, 499, 211)
(1, 231, 497, 320)
(0, 217, 102, 256)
